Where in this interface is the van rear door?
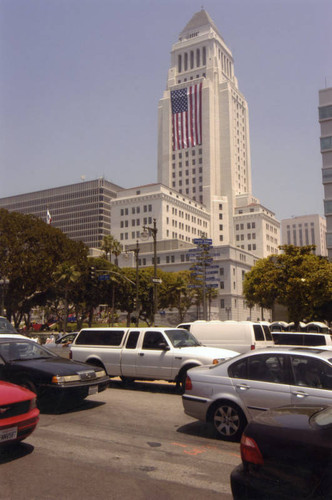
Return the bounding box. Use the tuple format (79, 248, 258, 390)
(253, 324, 274, 348)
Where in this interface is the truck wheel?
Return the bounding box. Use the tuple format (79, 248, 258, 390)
(176, 366, 195, 394)
(120, 376, 135, 385)
(209, 401, 246, 441)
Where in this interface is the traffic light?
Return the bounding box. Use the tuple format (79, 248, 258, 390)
(89, 267, 96, 280)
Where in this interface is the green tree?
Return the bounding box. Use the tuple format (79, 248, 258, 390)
(243, 245, 332, 328)
(0, 209, 88, 328)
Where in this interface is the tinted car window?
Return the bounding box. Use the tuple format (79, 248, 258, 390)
(76, 330, 125, 346)
(253, 325, 264, 341)
(291, 355, 332, 390)
(229, 358, 247, 379)
(248, 354, 287, 383)
(125, 331, 139, 349)
(273, 333, 327, 346)
(142, 331, 166, 350)
(229, 354, 288, 384)
(262, 325, 273, 340)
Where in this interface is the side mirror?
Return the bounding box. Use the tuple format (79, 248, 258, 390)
(158, 341, 170, 351)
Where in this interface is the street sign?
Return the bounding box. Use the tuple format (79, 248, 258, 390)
(98, 274, 110, 281)
(206, 270, 219, 275)
(152, 278, 162, 284)
(205, 276, 220, 281)
(193, 238, 213, 245)
(206, 283, 219, 288)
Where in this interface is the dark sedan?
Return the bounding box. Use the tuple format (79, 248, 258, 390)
(231, 405, 332, 499)
(0, 337, 109, 408)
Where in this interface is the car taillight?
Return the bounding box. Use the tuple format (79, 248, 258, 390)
(250, 344, 255, 350)
(240, 433, 264, 465)
(185, 376, 192, 391)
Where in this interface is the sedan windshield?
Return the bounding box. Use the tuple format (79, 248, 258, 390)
(165, 329, 201, 347)
(0, 318, 18, 334)
(0, 341, 56, 362)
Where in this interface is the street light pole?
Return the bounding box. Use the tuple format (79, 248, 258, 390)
(142, 218, 158, 326)
(133, 240, 140, 326)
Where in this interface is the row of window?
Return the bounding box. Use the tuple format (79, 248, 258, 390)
(177, 47, 206, 73)
(120, 205, 152, 216)
(236, 222, 256, 230)
(319, 104, 332, 120)
(321, 136, 332, 151)
(172, 148, 202, 160)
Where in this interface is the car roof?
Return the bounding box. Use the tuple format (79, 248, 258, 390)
(236, 346, 332, 361)
(0, 335, 34, 342)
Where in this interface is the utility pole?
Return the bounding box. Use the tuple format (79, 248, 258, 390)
(142, 218, 159, 326)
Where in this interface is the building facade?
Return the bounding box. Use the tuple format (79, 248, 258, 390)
(157, 9, 279, 252)
(0, 178, 123, 249)
(110, 183, 210, 247)
(281, 214, 327, 256)
(319, 87, 332, 260)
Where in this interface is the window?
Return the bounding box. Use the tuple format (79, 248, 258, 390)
(142, 331, 167, 350)
(291, 355, 332, 389)
(321, 136, 332, 151)
(319, 105, 332, 120)
(76, 329, 125, 346)
(125, 331, 140, 349)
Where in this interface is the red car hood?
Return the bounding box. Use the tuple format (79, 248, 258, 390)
(0, 380, 35, 404)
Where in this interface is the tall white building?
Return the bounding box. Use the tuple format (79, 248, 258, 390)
(157, 9, 279, 252)
(281, 215, 327, 256)
(319, 87, 332, 260)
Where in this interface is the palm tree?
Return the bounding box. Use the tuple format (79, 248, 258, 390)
(52, 263, 81, 333)
(101, 235, 115, 263)
(112, 240, 123, 267)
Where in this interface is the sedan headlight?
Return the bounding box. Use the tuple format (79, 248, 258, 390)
(29, 397, 38, 409)
(52, 375, 81, 384)
(95, 370, 106, 378)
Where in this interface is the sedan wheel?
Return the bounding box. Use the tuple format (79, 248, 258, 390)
(212, 402, 246, 441)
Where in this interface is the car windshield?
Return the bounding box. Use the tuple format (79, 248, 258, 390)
(165, 329, 201, 347)
(0, 317, 18, 334)
(0, 341, 56, 362)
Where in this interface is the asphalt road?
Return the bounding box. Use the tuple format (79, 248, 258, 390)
(0, 379, 240, 499)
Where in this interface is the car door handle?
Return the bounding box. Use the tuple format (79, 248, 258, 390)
(236, 384, 250, 391)
(292, 390, 309, 398)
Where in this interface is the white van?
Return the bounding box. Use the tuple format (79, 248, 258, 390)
(178, 320, 274, 353)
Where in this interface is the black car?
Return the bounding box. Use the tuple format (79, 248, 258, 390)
(231, 405, 332, 499)
(0, 337, 109, 407)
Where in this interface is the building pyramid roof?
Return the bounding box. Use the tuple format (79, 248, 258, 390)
(179, 8, 223, 41)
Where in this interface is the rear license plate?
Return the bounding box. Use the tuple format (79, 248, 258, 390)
(88, 385, 98, 395)
(0, 427, 18, 442)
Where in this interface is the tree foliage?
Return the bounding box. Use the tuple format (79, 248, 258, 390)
(243, 245, 332, 326)
(0, 209, 88, 327)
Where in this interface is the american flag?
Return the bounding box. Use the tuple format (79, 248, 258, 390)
(46, 209, 52, 225)
(171, 82, 202, 151)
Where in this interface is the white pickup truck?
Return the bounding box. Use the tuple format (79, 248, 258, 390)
(70, 327, 239, 390)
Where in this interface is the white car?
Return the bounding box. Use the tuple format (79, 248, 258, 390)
(182, 347, 332, 441)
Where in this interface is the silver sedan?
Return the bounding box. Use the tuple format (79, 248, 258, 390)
(182, 347, 332, 441)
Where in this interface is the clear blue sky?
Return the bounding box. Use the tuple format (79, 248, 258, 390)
(1, 0, 331, 221)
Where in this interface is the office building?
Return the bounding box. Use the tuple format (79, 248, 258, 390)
(281, 215, 327, 256)
(0, 178, 123, 249)
(319, 87, 332, 259)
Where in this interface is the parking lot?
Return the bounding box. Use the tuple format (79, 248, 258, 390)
(0, 379, 240, 499)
